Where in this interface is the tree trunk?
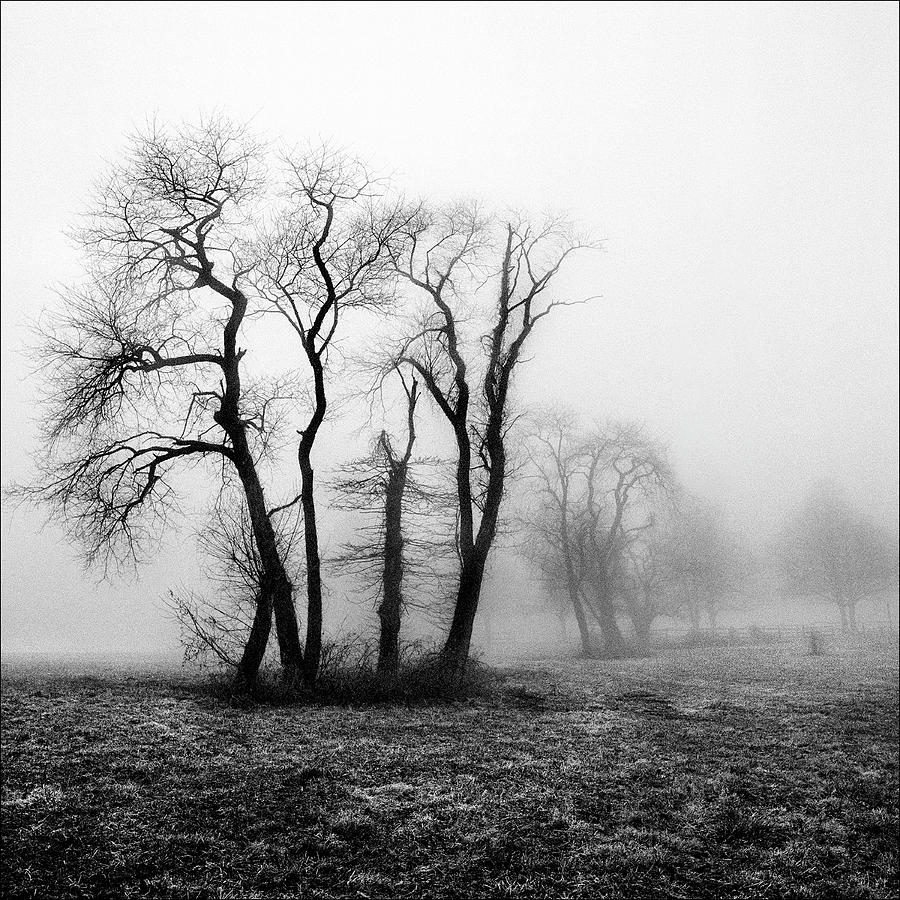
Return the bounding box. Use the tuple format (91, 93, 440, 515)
(621, 593, 652, 646)
(440, 346, 508, 673)
(558, 492, 591, 656)
(299, 451, 323, 686)
(270, 576, 302, 682)
(441, 556, 486, 673)
(230, 429, 303, 688)
(592, 593, 628, 657)
(377, 601, 401, 678)
(377, 476, 405, 678)
(847, 600, 858, 632)
(216, 283, 302, 689)
(631, 608, 652, 646)
(439, 422, 480, 674)
(571, 591, 596, 657)
(376, 384, 419, 679)
(232, 590, 273, 692)
(583, 569, 627, 657)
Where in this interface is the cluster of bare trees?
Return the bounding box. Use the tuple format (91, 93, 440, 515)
(21, 118, 599, 691)
(19, 118, 897, 688)
(523, 409, 673, 655)
(778, 481, 898, 631)
(521, 408, 750, 655)
(522, 411, 897, 649)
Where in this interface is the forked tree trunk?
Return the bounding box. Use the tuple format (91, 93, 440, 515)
(441, 421, 505, 673)
(413, 221, 576, 677)
(592, 592, 628, 657)
(583, 567, 627, 657)
(233, 590, 273, 692)
(231, 431, 303, 690)
(214, 281, 302, 692)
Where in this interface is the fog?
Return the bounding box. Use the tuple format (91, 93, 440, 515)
(1, 2, 897, 655)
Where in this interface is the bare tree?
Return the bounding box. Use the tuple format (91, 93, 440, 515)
(17, 119, 303, 690)
(662, 500, 738, 632)
(331, 367, 456, 676)
(616, 530, 673, 644)
(573, 424, 672, 654)
(779, 481, 898, 631)
(522, 407, 598, 655)
(255, 146, 414, 685)
(373, 377, 419, 677)
(391, 207, 598, 671)
(524, 409, 673, 656)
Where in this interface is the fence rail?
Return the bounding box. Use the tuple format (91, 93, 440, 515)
(647, 622, 898, 645)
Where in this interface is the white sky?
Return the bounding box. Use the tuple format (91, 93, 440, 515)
(1, 1, 897, 652)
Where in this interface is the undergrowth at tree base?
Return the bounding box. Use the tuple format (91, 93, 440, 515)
(215, 645, 503, 707)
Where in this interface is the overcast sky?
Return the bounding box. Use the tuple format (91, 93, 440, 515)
(2, 1, 897, 653)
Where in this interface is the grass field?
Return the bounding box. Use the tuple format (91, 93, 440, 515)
(1, 643, 898, 899)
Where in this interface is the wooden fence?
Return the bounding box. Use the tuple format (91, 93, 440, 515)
(647, 622, 898, 646)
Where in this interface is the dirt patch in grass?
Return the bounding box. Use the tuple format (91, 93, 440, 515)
(2, 645, 897, 898)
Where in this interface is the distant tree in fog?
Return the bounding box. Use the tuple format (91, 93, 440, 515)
(616, 531, 675, 643)
(388, 209, 598, 672)
(524, 408, 674, 656)
(522, 407, 597, 654)
(661, 500, 741, 632)
(576, 424, 674, 653)
(779, 481, 898, 631)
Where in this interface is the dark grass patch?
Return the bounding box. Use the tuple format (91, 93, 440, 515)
(1, 645, 898, 898)
(197, 642, 508, 709)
